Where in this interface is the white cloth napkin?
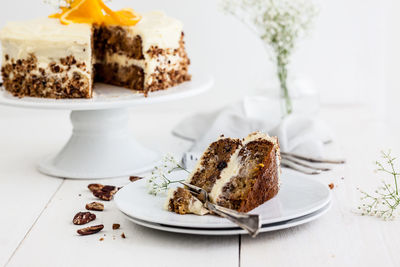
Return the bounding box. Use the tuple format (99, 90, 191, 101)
(172, 96, 333, 158)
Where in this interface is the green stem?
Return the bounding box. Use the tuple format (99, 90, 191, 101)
(387, 158, 399, 195)
(277, 57, 292, 116)
(176, 164, 191, 174)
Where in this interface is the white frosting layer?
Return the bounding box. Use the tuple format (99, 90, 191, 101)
(124, 11, 183, 52)
(209, 144, 242, 202)
(0, 18, 92, 63)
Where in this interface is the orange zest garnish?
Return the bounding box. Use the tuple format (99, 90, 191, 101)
(49, 0, 141, 26)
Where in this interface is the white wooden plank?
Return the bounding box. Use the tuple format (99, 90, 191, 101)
(0, 107, 70, 266)
(6, 177, 238, 267)
(240, 107, 400, 267)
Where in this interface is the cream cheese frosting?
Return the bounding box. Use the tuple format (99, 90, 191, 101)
(0, 18, 92, 63)
(124, 11, 183, 52)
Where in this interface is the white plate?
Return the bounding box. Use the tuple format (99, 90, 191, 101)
(122, 201, 331, 236)
(114, 168, 331, 229)
(0, 72, 213, 110)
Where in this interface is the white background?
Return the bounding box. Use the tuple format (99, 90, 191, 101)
(0, 0, 398, 114)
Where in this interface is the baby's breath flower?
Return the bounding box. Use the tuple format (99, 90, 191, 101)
(147, 154, 189, 195)
(357, 151, 400, 220)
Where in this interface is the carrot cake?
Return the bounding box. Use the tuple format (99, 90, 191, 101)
(165, 132, 281, 215)
(0, 0, 190, 99)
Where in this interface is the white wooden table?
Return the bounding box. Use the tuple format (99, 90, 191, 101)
(1, 103, 399, 267)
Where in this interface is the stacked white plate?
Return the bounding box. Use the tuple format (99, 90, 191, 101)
(114, 169, 331, 236)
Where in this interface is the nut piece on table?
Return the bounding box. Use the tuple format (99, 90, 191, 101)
(129, 176, 143, 182)
(77, 224, 104, 236)
(73, 212, 96, 225)
(86, 202, 104, 211)
(112, 223, 120, 230)
(88, 183, 104, 193)
(92, 185, 118, 201)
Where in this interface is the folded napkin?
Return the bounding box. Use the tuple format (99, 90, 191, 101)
(172, 96, 333, 158)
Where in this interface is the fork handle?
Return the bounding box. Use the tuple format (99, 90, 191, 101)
(206, 202, 260, 237)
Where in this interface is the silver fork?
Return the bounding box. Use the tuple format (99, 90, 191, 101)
(179, 181, 261, 237)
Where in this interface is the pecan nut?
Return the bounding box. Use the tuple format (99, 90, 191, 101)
(77, 224, 104, 236)
(129, 176, 143, 182)
(88, 183, 104, 193)
(73, 212, 96, 225)
(93, 185, 118, 201)
(112, 223, 120, 230)
(86, 202, 104, 211)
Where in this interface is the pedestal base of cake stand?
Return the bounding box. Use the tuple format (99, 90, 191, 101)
(38, 108, 159, 179)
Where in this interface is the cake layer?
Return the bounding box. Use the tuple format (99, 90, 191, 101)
(1, 54, 92, 98)
(95, 62, 144, 91)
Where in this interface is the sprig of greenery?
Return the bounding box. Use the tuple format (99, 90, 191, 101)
(147, 154, 189, 195)
(357, 151, 400, 220)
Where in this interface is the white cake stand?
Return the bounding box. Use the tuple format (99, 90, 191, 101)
(0, 74, 213, 179)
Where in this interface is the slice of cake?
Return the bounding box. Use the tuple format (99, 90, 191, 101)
(0, 1, 191, 99)
(165, 132, 281, 215)
(210, 132, 281, 212)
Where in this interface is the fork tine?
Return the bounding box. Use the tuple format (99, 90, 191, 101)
(283, 155, 331, 171)
(281, 152, 346, 164)
(179, 181, 202, 192)
(179, 181, 207, 201)
(281, 159, 322, 175)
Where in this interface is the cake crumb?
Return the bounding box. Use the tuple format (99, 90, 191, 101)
(112, 223, 120, 230)
(99, 237, 104, 241)
(328, 183, 334, 190)
(121, 233, 126, 239)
